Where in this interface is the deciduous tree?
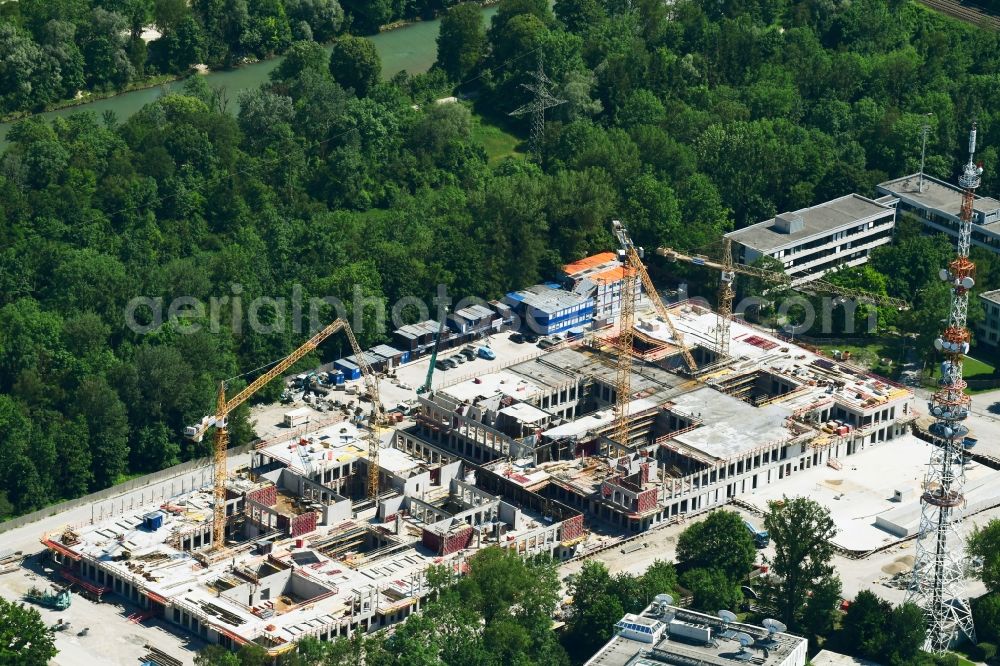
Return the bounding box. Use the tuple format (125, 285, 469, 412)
(0, 598, 56, 665)
(436, 3, 486, 81)
(762, 497, 840, 633)
(681, 567, 743, 613)
(676, 510, 757, 583)
(329, 35, 381, 96)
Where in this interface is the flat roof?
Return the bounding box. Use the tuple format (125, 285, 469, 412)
(370, 344, 404, 358)
(668, 388, 793, 460)
(543, 398, 659, 440)
(377, 445, 426, 474)
(564, 252, 618, 276)
(812, 649, 883, 665)
(499, 402, 550, 424)
(738, 433, 1000, 552)
(453, 304, 495, 321)
(585, 604, 806, 666)
(505, 284, 592, 313)
(259, 421, 367, 472)
(878, 173, 1000, 228)
(395, 320, 444, 337)
(981, 289, 1000, 305)
(440, 370, 543, 404)
(726, 194, 893, 253)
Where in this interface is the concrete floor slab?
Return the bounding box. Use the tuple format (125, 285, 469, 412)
(739, 433, 1000, 552)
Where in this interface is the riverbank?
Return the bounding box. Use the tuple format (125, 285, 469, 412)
(0, 5, 498, 150)
(0, 0, 503, 126)
(0, 73, 182, 124)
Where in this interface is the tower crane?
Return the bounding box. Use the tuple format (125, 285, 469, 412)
(612, 222, 699, 374)
(656, 241, 909, 357)
(609, 221, 698, 450)
(184, 318, 386, 552)
(610, 220, 640, 449)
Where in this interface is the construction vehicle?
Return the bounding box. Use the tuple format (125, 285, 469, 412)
(744, 520, 770, 548)
(184, 318, 386, 552)
(25, 584, 71, 610)
(417, 307, 449, 395)
(657, 240, 909, 358)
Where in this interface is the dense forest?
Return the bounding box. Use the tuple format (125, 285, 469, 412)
(0, 0, 466, 116)
(1, 0, 1000, 521)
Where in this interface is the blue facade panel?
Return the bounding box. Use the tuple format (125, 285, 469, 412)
(334, 359, 361, 380)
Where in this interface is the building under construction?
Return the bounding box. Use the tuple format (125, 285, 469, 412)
(41, 424, 583, 658)
(406, 300, 916, 534)
(39, 293, 918, 656)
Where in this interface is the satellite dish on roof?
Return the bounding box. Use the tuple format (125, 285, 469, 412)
(733, 633, 755, 662)
(762, 618, 787, 634)
(654, 593, 674, 607)
(718, 610, 737, 624)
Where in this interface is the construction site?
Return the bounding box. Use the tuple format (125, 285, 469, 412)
(27, 304, 946, 660)
(14, 182, 999, 662)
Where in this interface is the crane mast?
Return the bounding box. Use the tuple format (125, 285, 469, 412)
(717, 237, 736, 357)
(610, 220, 698, 448)
(611, 221, 639, 448)
(908, 123, 981, 652)
(186, 318, 384, 552)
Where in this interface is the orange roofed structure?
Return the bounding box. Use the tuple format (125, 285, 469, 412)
(562, 252, 640, 325)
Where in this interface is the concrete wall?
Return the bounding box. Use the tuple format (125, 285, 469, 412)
(378, 495, 405, 521)
(0, 443, 254, 535)
(498, 501, 519, 526)
(222, 568, 293, 607)
(289, 570, 331, 600)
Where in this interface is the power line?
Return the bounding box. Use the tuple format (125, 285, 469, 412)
(508, 54, 566, 163)
(6, 45, 545, 225)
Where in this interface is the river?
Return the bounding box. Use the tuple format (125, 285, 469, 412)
(0, 6, 498, 150)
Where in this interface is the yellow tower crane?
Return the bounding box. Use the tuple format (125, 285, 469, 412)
(609, 221, 698, 448)
(185, 318, 386, 552)
(656, 242, 909, 357)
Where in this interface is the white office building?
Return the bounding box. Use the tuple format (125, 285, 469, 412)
(726, 194, 897, 284)
(877, 173, 1000, 255)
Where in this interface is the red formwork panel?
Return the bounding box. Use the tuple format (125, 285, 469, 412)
(247, 485, 277, 507)
(560, 514, 584, 542)
(637, 489, 658, 514)
(290, 511, 318, 537)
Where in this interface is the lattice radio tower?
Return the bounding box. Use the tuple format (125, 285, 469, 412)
(907, 122, 982, 652)
(509, 54, 565, 162)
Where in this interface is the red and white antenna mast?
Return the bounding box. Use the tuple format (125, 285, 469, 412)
(907, 122, 981, 652)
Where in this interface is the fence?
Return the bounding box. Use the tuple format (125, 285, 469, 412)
(0, 442, 255, 535)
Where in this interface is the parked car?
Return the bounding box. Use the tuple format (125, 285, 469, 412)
(537, 337, 558, 349)
(450, 355, 465, 365)
(478, 346, 496, 360)
(524, 332, 540, 344)
(461, 347, 477, 360)
(510, 332, 525, 343)
(435, 360, 449, 371)
(442, 358, 458, 369)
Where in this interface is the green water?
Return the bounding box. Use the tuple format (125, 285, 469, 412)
(0, 6, 498, 149)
